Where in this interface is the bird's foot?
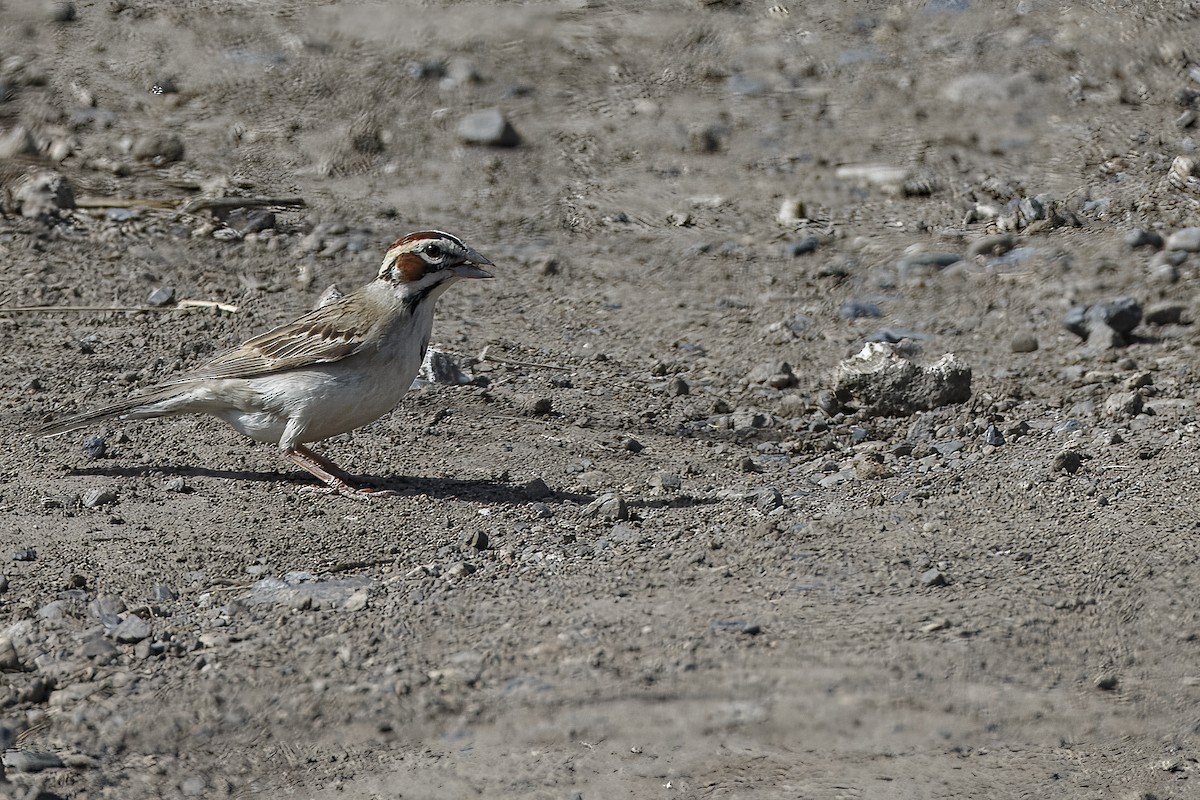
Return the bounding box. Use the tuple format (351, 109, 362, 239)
(298, 477, 401, 500)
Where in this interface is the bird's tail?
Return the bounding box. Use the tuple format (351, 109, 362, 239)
(36, 386, 194, 438)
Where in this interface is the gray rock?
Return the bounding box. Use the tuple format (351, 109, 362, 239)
(1125, 229, 1164, 249)
(585, 493, 628, 521)
(1094, 672, 1119, 691)
(785, 237, 819, 256)
(79, 637, 119, 663)
(920, 568, 947, 587)
(457, 108, 521, 147)
(731, 411, 770, 430)
(131, 133, 185, 163)
(522, 477, 552, 500)
(1144, 303, 1186, 326)
(1, 750, 64, 773)
(1165, 227, 1200, 252)
(0, 636, 20, 670)
(88, 594, 126, 618)
(150, 583, 179, 601)
(1010, 334, 1039, 353)
(416, 348, 473, 386)
(648, 472, 682, 491)
(752, 487, 783, 512)
(710, 619, 762, 635)
(1104, 391, 1144, 418)
(47, 1, 76, 22)
(82, 487, 118, 508)
(83, 435, 107, 459)
(667, 376, 689, 396)
(12, 547, 36, 562)
(1052, 450, 1083, 474)
(832, 343, 971, 416)
(967, 234, 1015, 257)
(11, 170, 76, 218)
(0, 574, 7, 592)
(146, 286, 175, 307)
(112, 614, 151, 643)
(983, 424, 1005, 446)
(1064, 298, 1142, 340)
(747, 361, 797, 388)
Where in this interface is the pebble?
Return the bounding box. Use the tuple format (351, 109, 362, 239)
(710, 619, 762, 635)
(1052, 450, 1083, 474)
(226, 207, 275, 234)
(747, 361, 797, 388)
(0, 636, 20, 670)
(785, 237, 819, 256)
(666, 376, 689, 396)
(1144, 302, 1185, 325)
(131, 132, 185, 163)
(150, 583, 179, 601)
(585, 493, 628, 522)
(417, 349, 473, 386)
(920, 568, 947, 587)
(622, 437, 644, 453)
(967, 234, 1014, 257)
(839, 301, 882, 319)
(457, 108, 521, 147)
(1125, 229, 1164, 249)
(83, 435, 107, 459)
(112, 614, 151, 643)
(12, 548, 36, 562)
(751, 486, 783, 512)
(832, 344, 972, 416)
(522, 477, 552, 500)
(1104, 391, 1143, 418)
(1094, 672, 1120, 691)
(343, 588, 370, 612)
(1010, 334, 1039, 353)
(1165, 227, 1200, 252)
(47, 1, 76, 22)
(165, 476, 189, 493)
(465, 530, 489, 551)
(79, 637, 119, 663)
(0, 574, 7, 592)
(88, 594, 126, 618)
(1064, 297, 1142, 339)
(522, 396, 553, 416)
(983, 424, 1005, 446)
(731, 411, 770, 430)
(146, 286, 176, 307)
(1, 750, 64, 773)
(648, 472, 682, 491)
(82, 487, 118, 508)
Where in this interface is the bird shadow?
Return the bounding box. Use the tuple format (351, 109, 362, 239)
(65, 464, 592, 506)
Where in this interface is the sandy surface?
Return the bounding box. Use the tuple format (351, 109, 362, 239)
(2, 1, 1200, 797)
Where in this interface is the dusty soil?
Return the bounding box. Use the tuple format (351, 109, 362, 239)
(3, 1, 1200, 797)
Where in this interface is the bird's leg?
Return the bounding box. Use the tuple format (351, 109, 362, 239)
(285, 445, 398, 499)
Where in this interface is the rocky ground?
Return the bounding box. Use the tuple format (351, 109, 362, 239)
(3, 1, 1200, 797)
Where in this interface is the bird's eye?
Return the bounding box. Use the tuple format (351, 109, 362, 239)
(424, 244, 443, 258)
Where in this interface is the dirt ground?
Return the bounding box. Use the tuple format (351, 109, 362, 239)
(2, 1, 1200, 797)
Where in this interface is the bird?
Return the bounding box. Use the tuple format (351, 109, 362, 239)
(36, 230, 494, 498)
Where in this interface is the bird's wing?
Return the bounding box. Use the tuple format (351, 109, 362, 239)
(176, 297, 379, 383)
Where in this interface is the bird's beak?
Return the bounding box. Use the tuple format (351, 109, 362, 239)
(453, 248, 494, 279)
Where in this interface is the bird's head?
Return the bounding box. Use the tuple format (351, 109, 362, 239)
(377, 231, 494, 293)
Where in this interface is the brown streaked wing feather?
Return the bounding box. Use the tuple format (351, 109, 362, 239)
(174, 297, 377, 383)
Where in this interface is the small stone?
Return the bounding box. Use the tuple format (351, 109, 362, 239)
(83, 435, 107, 459)
(0, 636, 20, 670)
(1052, 450, 1083, 474)
(648, 472, 682, 491)
(1010, 334, 1039, 353)
(967, 234, 1015, 257)
(79, 637, 119, 663)
(146, 286, 176, 307)
(456, 108, 521, 147)
(1094, 672, 1119, 691)
(12, 548, 36, 562)
(667, 376, 689, 396)
(522, 477, 552, 500)
(983, 424, 1005, 446)
(920, 568, 947, 587)
(832, 344, 971, 416)
(752, 486, 783, 512)
(165, 476, 189, 493)
(747, 361, 797, 389)
(777, 198, 806, 224)
(131, 133, 185, 163)
(227, 207, 276, 234)
(522, 396, 553, 416)
(88, 594, 126, 618)
(1165, 227, 1200, 252)
(342, 588, 369, 612)
(417, 349, 473, 386)
(1144, 303, 1185, 326)
(112, 614, 151, 643)
(785, 237, 819, 256)
(1104, 391, 1144, 418)
(1125, 229, 1164, 249)
(82, 487, 118, 508)
(622, 437, 644, 453)
(47, 1, 77, 22)
(0, 574, 8, 592)
(586, 493, 628, 522)
(1064, 298, 1142, 339)
(150, 583, 178, 601)
(710, 619, 762, 635)
(839, 301, 882, 319)
(1, 750, 64, 773)
(465, 530, 489, 551)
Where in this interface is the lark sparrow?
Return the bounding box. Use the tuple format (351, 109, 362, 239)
(37, 230, 494, 497)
